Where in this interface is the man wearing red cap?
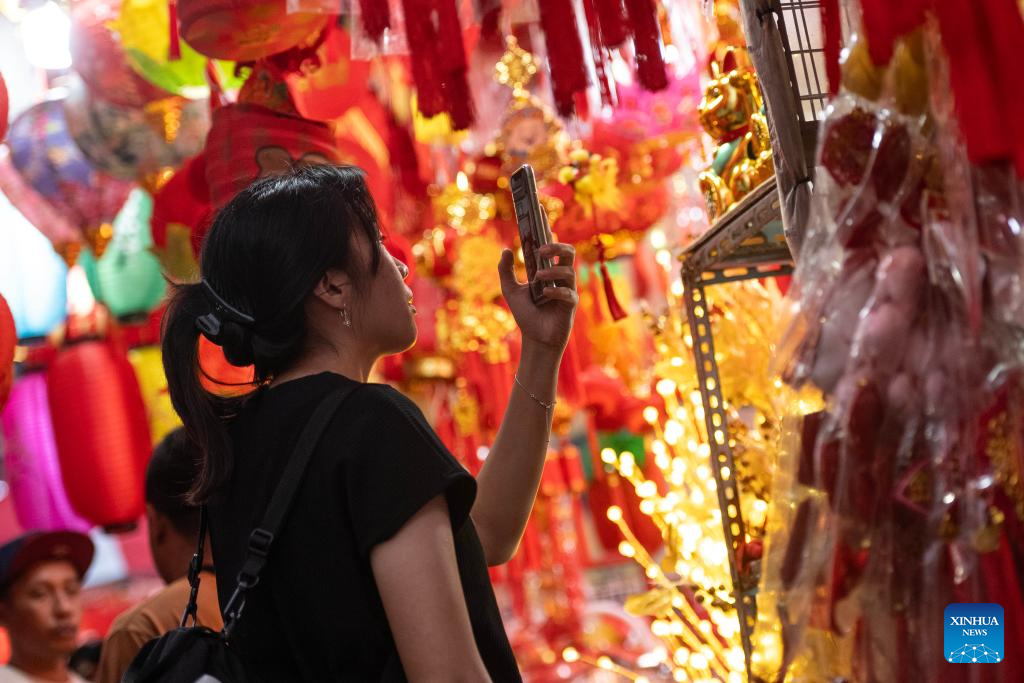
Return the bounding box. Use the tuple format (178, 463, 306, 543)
(0, 531, 94, 683)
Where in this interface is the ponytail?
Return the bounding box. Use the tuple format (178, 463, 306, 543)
(162, 282, 245, 503)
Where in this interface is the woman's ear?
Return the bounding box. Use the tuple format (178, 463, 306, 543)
(311, 269, 350, 311)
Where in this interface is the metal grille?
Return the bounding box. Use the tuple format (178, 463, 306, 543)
(774, 0, 829, 123)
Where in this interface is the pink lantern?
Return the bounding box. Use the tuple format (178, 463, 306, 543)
(1, 373, 90, 533)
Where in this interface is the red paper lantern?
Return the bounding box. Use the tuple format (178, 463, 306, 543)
(47, 341, 152, 531)
(204, 103, 339, 208)
(0, 294, 14, 409)
(178, 0, 331, 61)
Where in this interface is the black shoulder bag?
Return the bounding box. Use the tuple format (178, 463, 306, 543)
(123, 386, 355, 683)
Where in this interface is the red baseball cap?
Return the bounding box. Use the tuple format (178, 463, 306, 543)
(0, 531, 94, 593)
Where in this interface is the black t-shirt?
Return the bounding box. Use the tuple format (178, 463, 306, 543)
(208, 372, 521, 682)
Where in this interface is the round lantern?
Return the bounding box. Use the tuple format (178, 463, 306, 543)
(1, 373, 91, 533)
(178, 0, 331, 62)
(0, 151, 81, 262)
(47, 341, 152, 531)
(116, 0, 243, 99)
(63, 77, 210, 181)
(0, 71, 8, 142)
(6, 96, 132, 256)
(204, 103, 338, 208)
(0, 190, 68, 341)
(128, 345, 182, 443)
(69, 0, 169, 107)
(0, 295, 14, 409)
(82, 189, 166, 320)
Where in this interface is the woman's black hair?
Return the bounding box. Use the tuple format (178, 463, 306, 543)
(162, 165, 382, 503)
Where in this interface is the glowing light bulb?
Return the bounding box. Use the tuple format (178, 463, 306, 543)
(639, 499, 655, 515)
(637, 481, 657, 498)
(597, 656, 614, 670)
(606, 506, 623, 522)
(656, 378, 677, 397)
(690, 653, 708, 669)
(618, 541, 636, 558)
(601, 448, 618, 465)
(561, 647, 580, 663)
(643, 406, 660, 424)
(456, 171, 469, 191)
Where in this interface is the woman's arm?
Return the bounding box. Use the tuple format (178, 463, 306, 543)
(471, 244, 577, 565)
(371, 494, 493, 683)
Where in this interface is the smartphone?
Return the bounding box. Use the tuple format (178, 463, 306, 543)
(510, 164, 555, 304)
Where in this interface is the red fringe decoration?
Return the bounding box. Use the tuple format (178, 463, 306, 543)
(581, 0, 616, 107)
(596, 242, 628, 321)
(359, 0, 390, 42)
(538, 0, 589, 117)
(168, 0, 181, 61)
(594, 0, 629, 47)
(821, 0, 842, 96)
(624, 0, 667, 91)
(400, 0, 474, 130)
(435, 0, 475, 130)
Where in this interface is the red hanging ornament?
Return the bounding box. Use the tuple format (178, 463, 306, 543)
(47, 341, 152, 531)
(168, 0, 182, 60)
(596, 244, 628, 321)
(359, 0, 390, 42)
(538, 0, 590, 117)
(594, 0, 629, 47)
(624, 0, 668, 91)
(177, 0, 331, 61)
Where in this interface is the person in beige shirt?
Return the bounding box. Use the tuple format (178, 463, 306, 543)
(96, 429, 222, 683)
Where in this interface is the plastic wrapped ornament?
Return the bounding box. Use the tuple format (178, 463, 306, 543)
(69, 0, 169, 107)
(6, 96, 132, 256)
(63, 76, 210, 181)
(115, 0, 244, 99)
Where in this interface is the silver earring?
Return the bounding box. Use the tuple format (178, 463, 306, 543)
(341, 308, 351, 327)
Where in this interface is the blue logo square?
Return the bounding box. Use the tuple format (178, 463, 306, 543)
(945, 603, 1004, 663)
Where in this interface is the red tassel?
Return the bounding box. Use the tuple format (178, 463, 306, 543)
(624, 0, 668, 91)
(594, 0, 629, 47)
(402, 0, 445, 117)
(435, 0, 475, 130)
(582, 0, 616, 107)
(168, 0, 181, 61)
(596, 241, 628, 321)
(822, 0, 842, 96)
(538, 0, 590, 117)
(359, 0, 391, 42)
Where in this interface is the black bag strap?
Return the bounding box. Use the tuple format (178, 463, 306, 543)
(201, 385, 356, 637)
(180, 504, 209, 628)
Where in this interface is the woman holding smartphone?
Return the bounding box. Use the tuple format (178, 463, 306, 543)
(161, 164, 577, 682)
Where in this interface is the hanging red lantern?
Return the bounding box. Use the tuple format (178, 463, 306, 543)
(0, 294, 14, 409)
(47, 341, 152, 532)
(177, 0, 331, 62)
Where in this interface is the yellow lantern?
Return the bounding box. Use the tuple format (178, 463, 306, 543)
(127, 345, 181, 443)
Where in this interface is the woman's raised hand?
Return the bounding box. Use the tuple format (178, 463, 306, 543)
(497, 243, 578, 352)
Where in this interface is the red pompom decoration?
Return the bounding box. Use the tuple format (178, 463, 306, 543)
(47, 341, 152, 531)
(177, 0, 331, 61)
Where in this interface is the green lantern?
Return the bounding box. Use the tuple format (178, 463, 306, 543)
(84, 189, 166, 321)
(115, 0, 244, 99)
